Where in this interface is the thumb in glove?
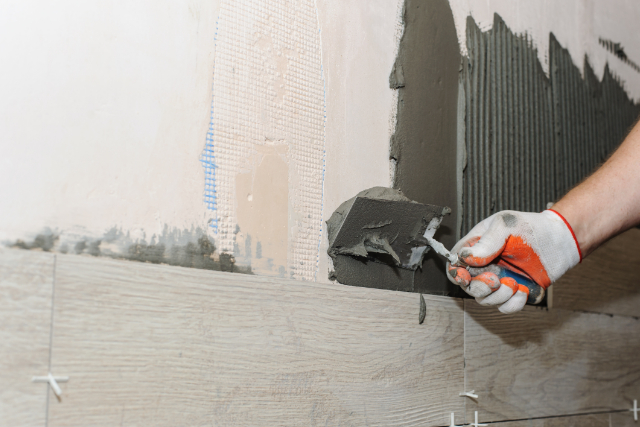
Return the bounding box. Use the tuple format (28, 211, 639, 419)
(446, 210, 582, 314)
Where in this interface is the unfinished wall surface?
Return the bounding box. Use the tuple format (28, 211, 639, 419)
(202, 0, 326, 280)
(0, 0, 223, 265)
(1, 0, 640, 285)
(0, 0, 401, 283)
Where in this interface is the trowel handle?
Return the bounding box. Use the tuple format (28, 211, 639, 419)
(495, 266, 546, 305)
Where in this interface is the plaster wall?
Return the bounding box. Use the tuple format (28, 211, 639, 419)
(0, 0, 400, 280)
(0, 0, 222, 245)
(0, 0, 639, 283)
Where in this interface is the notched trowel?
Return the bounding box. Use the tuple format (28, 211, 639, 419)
(327, 187, 449, 272)
(326, 186, 458, 294)
(327, 187, 545, 304)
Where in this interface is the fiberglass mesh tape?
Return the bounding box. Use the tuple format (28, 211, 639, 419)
(203, 0, 326, 280)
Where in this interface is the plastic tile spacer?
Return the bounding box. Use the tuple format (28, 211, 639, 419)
(448, 412, 462, 427)
(32, 373, 69, 397)
(630, 399, 638, 421)
(470, 411, 488, 427)
(459, 390, 479, 399)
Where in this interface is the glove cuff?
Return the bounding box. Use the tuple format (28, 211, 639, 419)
(546, 209, 583, 263)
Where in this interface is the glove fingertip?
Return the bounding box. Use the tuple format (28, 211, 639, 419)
(459, 249, 496, 267)
(476, 283, 515, 306)
(447, 265, 471, 287)
(467, 280, 493, 298)
(458, 234, 508, 267)
(498, 289, 528, 314)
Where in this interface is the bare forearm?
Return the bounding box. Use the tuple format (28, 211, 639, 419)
(553, 119, 640, 256)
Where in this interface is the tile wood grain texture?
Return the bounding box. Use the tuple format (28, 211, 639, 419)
(0, 248, 54, 426)
(47, 254, 465, 427)
(552, 228, 640, 317)
(464, 300, 640, 423)
(610, 410, 640, 427)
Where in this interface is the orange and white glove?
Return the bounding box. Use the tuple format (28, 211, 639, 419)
(446, 210, 582, 314)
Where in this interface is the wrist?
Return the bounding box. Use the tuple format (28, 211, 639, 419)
(545, 208, 583, 262)
(549, 201, 593, 257)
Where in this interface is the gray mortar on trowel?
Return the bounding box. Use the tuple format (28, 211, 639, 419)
(327, 187, 459, 294)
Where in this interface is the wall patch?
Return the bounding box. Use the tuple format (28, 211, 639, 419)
(201, 0, 326, 280)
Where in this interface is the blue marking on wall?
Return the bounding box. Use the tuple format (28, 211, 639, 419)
(200, 18, 221, 233)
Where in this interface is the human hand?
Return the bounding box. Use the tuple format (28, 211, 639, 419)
(446, 210, 582, 313)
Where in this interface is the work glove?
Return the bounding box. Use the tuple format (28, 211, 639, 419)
(446, 210, 582, 314)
